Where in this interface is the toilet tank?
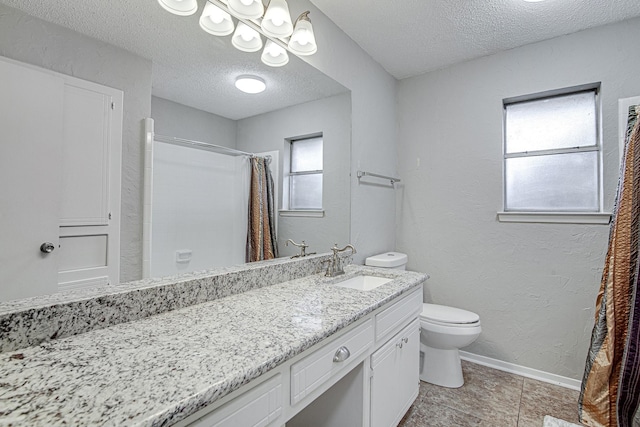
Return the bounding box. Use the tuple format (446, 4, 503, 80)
(365, 252, 408, 270)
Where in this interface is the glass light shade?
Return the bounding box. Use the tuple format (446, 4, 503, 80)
(227, 0, 264, 19)
(232, 22, 263, 52)
(235, 76, 266, 94)
(288, 14, 317, 56)
(261, 40, 289, 67)
(261, 0, 293, 38)
(199, 2, 234, 36)
(157, 0, 198, 16)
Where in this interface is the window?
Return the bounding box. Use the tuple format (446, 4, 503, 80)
(500, 85, 610, 224)
(284, 135, 323, 212)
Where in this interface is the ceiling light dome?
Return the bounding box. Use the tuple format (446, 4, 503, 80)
(288, 12, 317, 56)
(235, 75, 266, 94)
(199, 2, 234, 36)
(232, 22, 263, 52)
(261, 40, 289, 67)
(261, 0, 293, 38)
(157, 0, 198, 16)
(227, 0, 264, 19)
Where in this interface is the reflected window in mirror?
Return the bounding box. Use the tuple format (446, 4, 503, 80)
(285, 135, 323, 210)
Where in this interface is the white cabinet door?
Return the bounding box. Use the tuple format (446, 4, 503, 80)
(370, 319, 420, 427)
(0, 58, 64, 301)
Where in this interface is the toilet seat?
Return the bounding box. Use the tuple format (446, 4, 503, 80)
(420, 303, 480, 328)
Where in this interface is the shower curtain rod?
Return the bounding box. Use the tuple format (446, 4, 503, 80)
(154, 134, 261, 158)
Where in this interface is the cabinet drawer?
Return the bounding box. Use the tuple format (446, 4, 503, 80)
(189, 374, 282, 427)
(291, 319, 373, 405)
(375, 287, 422, 343)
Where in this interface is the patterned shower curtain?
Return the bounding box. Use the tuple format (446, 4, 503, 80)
(246, 156, 278, 262)
(579, 105, 640, 427)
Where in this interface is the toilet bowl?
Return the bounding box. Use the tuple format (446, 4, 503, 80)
(364, 252, 481, 388)
(419, 304, 481, 388)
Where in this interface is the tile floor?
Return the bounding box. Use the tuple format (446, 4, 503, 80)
(398, 361, 584, 427)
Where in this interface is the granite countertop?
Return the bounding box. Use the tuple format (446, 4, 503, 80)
(0, 265, 427, 427)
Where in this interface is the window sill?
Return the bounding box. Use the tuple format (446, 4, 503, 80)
(279, 210, 325, 218)
(497, 211, 612, 224)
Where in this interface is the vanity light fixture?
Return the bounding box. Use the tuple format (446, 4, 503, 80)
(235, 75, 266, 94)
(261, 40, 289, 67)
(261, 0, 294, 38)
(199, 2, 234, 36)
(288, 12, 317, 56)
(157, 0, 317, 67)
(228, 0, 264, 20)
(157, 0, 198, 16)
(232, 22, 263, 52)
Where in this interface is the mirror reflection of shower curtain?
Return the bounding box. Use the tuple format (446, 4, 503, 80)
(246, 156, 278, 262)
(579, 105, 640, 427)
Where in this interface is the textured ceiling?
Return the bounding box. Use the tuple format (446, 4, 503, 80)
(4, 0, 640, 114)
(0, 0, 348, 120)
(310, 0, 640, 79)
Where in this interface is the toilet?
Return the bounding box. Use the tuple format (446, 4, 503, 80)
(419, 303, 481, 388)
(365, 252, 482, 389)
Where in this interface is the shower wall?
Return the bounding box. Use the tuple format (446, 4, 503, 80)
(150, 142, 249, 277)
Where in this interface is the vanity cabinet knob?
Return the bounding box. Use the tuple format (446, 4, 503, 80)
(396, 337, 408, 349)
(40, 242, 55, 254)
(333, 346, 351, 363)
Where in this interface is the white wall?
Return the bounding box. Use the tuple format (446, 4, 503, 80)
(237, 93, 351, 256)
(151, 96, 237, 149)
(397, 18, 640, 379)
(301, 1, 399, 262)
(0, 4, 153, 283)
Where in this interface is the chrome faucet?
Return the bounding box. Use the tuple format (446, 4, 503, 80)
(286, 239, 313, 258)
(325, 243, 357, 277)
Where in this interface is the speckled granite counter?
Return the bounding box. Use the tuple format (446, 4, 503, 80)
(0, 254, 346, 353)
(0, 265, 426, 426)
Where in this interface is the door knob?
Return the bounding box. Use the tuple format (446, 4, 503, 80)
(40, 242, 55, 253)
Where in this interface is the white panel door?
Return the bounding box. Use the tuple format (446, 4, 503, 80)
(57, 79, 122, 290)
(0, 58, 64, 302)
(60, 83, 111, 226)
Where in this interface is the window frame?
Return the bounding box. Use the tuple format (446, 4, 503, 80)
(280, 134, 324, 217)
(498, 83, 611, 224)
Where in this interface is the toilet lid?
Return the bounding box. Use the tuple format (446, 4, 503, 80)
(421, 303, 480, 324)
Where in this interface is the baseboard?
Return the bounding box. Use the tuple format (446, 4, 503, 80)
(459, 351, 582, 391)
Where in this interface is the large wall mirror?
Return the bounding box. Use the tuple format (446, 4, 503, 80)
(0, 0, 351, 300)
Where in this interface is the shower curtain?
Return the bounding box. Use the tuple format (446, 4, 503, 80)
(246, 156, 278, 262)
(579, 105, 640, 427)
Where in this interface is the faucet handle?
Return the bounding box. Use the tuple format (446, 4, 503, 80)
(287, 239, 309, 257)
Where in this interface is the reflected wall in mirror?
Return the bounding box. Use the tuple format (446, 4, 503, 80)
(148, 90, 351, 278)
(0, 0, 351, 300)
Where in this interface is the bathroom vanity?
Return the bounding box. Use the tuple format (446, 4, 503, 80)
(0, 254, 427, 426)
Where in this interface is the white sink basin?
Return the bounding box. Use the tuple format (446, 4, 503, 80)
(334, 275, 393, 291)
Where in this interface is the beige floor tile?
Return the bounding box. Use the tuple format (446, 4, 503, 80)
(518, 378, 582, 426)
(420, 361, 523, 425)
(398, 397, 484, 427)
(400, 362, 581, 427)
